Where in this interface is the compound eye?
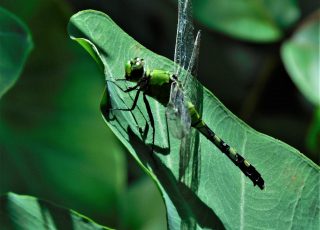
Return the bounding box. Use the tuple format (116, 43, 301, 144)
(131, 57, 144, 69)
(138, 58, 144, 65)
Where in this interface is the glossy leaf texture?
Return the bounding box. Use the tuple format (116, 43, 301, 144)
(0, 193, 112, 230)
(281, 11, 320, 106)
(68, 10, 320, 230)
(193, 0, 300, 42)
(0, 7, 33, 98)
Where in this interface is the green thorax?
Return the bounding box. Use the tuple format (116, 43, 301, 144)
(147, 69, 172, 86)
(143, 69, 173, 105)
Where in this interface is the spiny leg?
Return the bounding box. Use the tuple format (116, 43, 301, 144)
(109, 86, 142, 112)
(143, 92, 155, 153)
(106, 79, 128, 92)
(109, 81, 152, 138)
(107, 79, 150, 130)
(107, 82, 149, 136)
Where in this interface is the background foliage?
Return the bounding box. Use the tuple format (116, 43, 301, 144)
(0, 0, 319, 229)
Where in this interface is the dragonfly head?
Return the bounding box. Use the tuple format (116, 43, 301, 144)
(125, 57, 145, 82)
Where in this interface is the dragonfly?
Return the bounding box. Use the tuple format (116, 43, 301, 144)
(107, 0, 264, 190)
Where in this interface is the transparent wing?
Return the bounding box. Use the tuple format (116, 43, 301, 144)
(182, 31, 201, 108)
(185, 31, 201, 78)
(165, 0, 196, 139)
(178, 128, 201, 190)
(166, 82, 191, 139)
(168, 0, 202, 191)
(174, 0, 195, 75)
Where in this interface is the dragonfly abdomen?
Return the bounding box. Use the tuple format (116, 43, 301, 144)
(187, 102, 265, 190)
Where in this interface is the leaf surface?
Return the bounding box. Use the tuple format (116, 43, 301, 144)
(69, 10, 320, 230)
(0, 193, 112, 230)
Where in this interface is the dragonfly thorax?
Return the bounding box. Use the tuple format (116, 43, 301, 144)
(125, 57, 145, 82)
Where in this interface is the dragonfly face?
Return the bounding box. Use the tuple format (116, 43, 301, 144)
(125, 57, 145, 82)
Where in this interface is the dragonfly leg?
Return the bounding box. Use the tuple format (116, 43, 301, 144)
(109, 87, 142, 112)
(106, 79, 140, 93)
(114, 78, 127, 81)
(106, 79, 127, 92)
(143, 92, 155, 153)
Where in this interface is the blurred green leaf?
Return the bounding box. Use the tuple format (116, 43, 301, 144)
(0, 7, 33, 98)
(0, 59, 125, 226)
(193, 0, 300, 42)
(122, 178, 167, 230)
(69, 10, 319, 230)
(0, 193, 112, 230)
(0, 2, 126, 224)
(281, 11, 320, 106)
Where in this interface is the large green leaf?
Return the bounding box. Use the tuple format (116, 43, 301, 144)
(68, 10, 320, 230)
(193, 0, 300, 42)
(0, 7, 33, 98)
(0, 193, 112, 230)
(281, 11, 320, 106)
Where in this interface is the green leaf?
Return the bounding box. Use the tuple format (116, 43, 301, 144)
(0, 2, 127, 227)
(68, 10, 320, 230)
(193, 0, 300, 42)
(0, 59, 125, 226)
(0, 7, 33, 98)
(281, 11, 320, 106)
(0, 193, 112, 230)
(122, 178, 167, 230)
